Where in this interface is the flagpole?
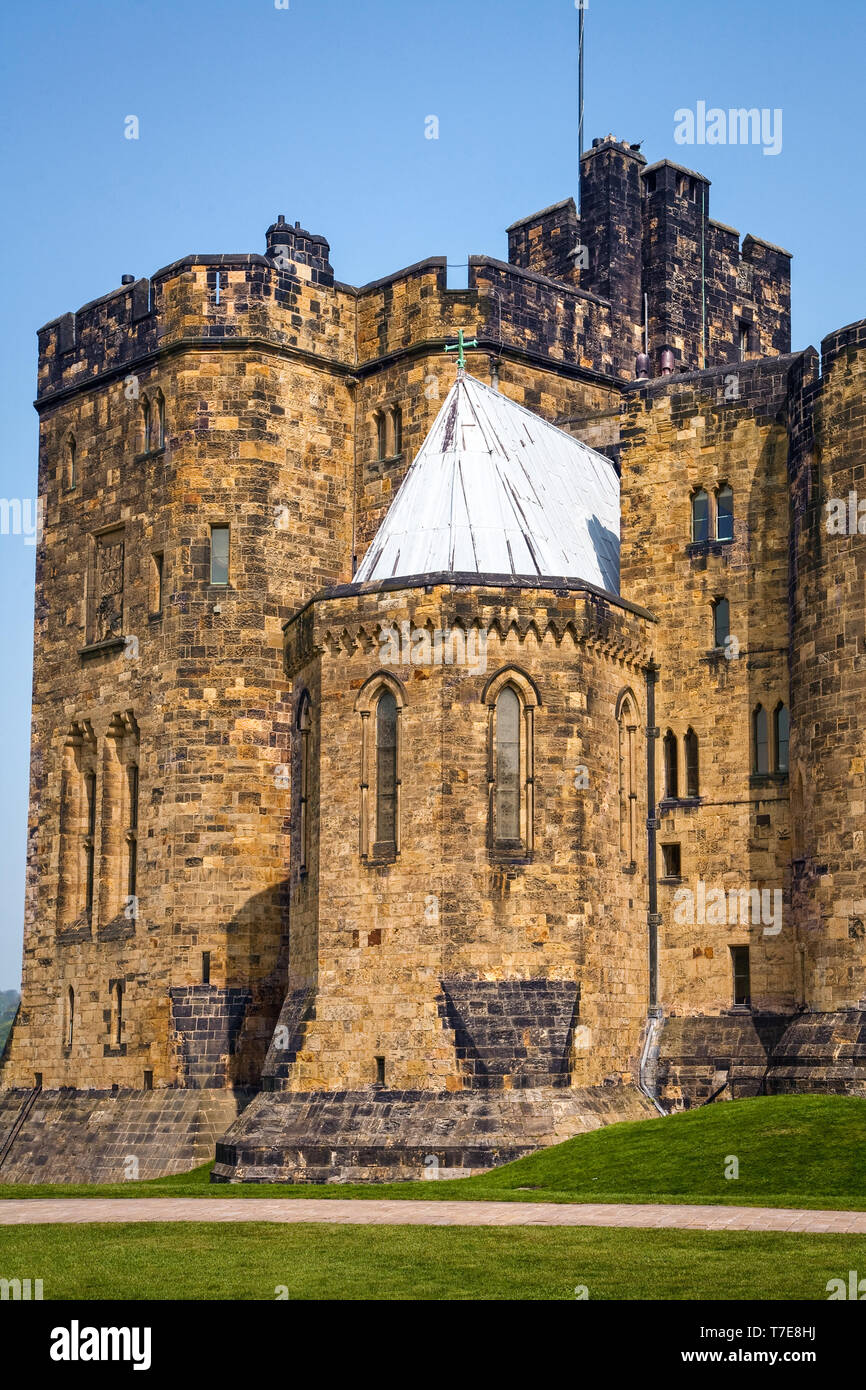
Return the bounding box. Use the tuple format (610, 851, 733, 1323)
(578, 3, 585, 162)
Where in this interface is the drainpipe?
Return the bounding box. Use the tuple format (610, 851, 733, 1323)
(639, 1015, 666, 1115)
(640, 660, 666, 1113)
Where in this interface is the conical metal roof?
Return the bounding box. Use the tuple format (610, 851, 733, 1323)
(353, 374, 620, 594)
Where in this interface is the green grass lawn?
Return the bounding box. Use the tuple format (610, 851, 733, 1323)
(2, 1094, 864, 1208)
(0, 1221, 863, 1300)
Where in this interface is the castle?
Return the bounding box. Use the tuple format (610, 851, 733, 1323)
(1, 134, 864, 1182)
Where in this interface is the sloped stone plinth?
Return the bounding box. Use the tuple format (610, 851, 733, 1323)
(0, 1087, 255, 1184)
(211, 1083, 656, 1183)
(764, 1010, 866, 1096)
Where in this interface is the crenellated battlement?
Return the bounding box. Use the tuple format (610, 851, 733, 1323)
(36, 133, 793, 413)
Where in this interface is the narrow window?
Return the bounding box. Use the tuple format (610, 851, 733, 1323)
(391, 405, 403, 457)
(375, 1056, 386, 1087)
(126, 763, 139, 899)
(618, 696, 637, 865)
(691, 489, 709, 544)
(738, 322, 750, 362)
(494, 686, 521, 844)
(716, 484, 734, 542)
(65, 986, 75, 1049)
(375, 689, 398, 851)
(151, 552, 164, 614)
(731, 946, 751, 1007)
(774, 703, 790, 774)
(713, 597, 730, 649)
(84, 771, 97, 915)
(375, 412, 387, 461)
(66, 435, 77, 490)
(684, 728, 699, 798)
(153, 390, 165, 450)
(753, 705, 769, 774)
(58, 727, 90, 929)
(210, 524, 230, 586)
(202, 951, 211, 985)
(661, 843, 681, 879)
(298, 695, 312, 874)
(112, 981, 124, 1048)
(142, 396, 152, 453)
(143, 1070, 153, 1091)
(663, 729, 678, 800)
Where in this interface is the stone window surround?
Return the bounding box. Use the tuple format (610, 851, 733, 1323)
(483, 666, 540, 864)
(615, 685, 640, 873)
(355, 670, 406, 864)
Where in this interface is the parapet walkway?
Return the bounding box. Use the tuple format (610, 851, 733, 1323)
(2, 1198, 865, 1232)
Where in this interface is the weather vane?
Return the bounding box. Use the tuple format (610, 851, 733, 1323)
(445, 327, 478, 371)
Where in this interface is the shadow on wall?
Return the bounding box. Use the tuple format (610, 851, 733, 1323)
(171, 879, 290, 1089)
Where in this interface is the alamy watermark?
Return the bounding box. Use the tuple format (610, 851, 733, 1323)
(0, 497, 44, 546)
(1, 1277, 43, 1300)
(673, 880, 783, 936)
(379, 621, 487, 675)
(825, 492, 866, 536)
(826, 1271, 866, 1299)
(674, 103, 782, 157)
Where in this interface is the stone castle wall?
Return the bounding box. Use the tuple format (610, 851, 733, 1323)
(788, 322, 866, 1010)
(619, 354, 800, 1017)
(280, 581, 655, 1094)
(3, 142, 859, 1181)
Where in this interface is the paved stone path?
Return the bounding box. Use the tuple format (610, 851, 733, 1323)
(2, 1198, 866, 1232)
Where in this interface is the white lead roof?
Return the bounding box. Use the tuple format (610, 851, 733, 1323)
(353, 373, 620, 594)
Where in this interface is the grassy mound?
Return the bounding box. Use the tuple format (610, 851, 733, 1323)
(468, 1094, 866, 1203)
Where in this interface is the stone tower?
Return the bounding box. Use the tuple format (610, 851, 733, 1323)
(6, 135, 857, 1185)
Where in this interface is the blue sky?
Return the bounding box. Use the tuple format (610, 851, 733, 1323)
(0, 0, 863, 985)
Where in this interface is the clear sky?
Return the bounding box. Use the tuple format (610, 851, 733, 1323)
(0, 0, 863, 986)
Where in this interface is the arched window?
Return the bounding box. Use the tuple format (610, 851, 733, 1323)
(84, 770, 97, 917)
(298, 693, 312, 874)
(355, 674, 405, 861)
(65, 986, 74, 1049)
(774, 703, 790, 774)
(126, 762, 139, 900)
(141, 396, 152, 454)
(684, 727, 699, 798)
(111, 981, 123, 1049)
(100, 713, 140, 928)
(713, 597, 730, 649)
(691, 488, 709, 544)
(483, 668, 538, 857)
(375, 690, 398, 851)
(152, 389, 165, 450)
(716, 484, 734, 542)
(663, 729, 678, 800)
(391, 405, 403, 457)
(66, 434, 77, 490)
(616, 690, 639, 867)
(753, 705, 769, 774)
(374, 411, 387, 461)
(494, 687, 521, 845)
(57, 721, 98, 930)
